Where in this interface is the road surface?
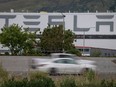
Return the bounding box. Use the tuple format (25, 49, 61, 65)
(0, 56, 116, 78)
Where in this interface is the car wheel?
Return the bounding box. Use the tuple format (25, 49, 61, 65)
(80, 68, 90, 75)
(31, 65, 36, 69)
(49, 68, 57, 76)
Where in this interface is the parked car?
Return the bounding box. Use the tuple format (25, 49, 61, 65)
(36, 58, 97, 75)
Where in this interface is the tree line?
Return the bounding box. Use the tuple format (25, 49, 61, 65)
(0, 24, 81, 56)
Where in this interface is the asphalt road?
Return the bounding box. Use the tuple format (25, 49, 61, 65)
(0, 56, 116, 77)
(87, 58, 116, 73)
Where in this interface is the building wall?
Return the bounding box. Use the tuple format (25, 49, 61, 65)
(90, 48, 116, 57)
(74, 39, 116, 50)
(0, 12, 116, 51)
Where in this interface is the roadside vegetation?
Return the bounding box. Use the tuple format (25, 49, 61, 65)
(0, 67, 116, 87)
(0, 64, 116, 87)
(0, 64, 8, 82)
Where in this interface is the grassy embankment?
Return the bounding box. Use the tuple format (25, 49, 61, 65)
(0, 64, 116, 87)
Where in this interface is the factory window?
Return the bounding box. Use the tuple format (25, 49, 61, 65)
(78, 48, 89, 52)
(75, 35, 116, 39)
(84, 49, 89, 52)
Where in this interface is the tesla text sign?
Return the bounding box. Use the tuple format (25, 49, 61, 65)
(0, 13, 115, 34)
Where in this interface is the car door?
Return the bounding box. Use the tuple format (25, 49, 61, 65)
(59, 59, 74, 74)
(54, 58, 81, 74)
(53, 59, 69, 74)
(62, 59, 82, 74)
(53, 58, 83, 74)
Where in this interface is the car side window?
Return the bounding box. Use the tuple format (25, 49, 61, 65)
(54, 59, 63, 63)
(65, 59, 77, 64)
(63, 59, 68, 63)
(62, 59, 77, 64)
(54, 59, 77, 64)
(54, 59, 70, 64)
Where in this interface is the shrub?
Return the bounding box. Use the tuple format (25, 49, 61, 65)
(1, 75, 56, 87)
(84, 69, 96, 82)
(0, 64, 8, 81)
(1, 78, 28, 87)
(5, 52, 9, 55)
(67, 48, 81, 56)
(101, 79, 116, 87)
(60, 77, 77, 87)
(29, 71, 55, 87)
(91, 51, 101, 57)
(29, 71, 48, 80)
(29, 77, 55, 87)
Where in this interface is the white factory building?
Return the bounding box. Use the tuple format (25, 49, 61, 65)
(0, 12, 116, 56)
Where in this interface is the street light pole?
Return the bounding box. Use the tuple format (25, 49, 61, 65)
(61, 13, 65, 53)
(83, 30, 85, 56)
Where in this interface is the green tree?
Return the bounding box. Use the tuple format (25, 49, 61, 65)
(0, 24, 36, 55)
(40, 25, 76, 54)
(40, 25, 63, 53)
(64, 29, 75, 51)
(22, 31, 37, 55)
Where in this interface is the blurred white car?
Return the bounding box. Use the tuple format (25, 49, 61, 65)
(31, 53, 96, 69)
(36, 58, 97, 75)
